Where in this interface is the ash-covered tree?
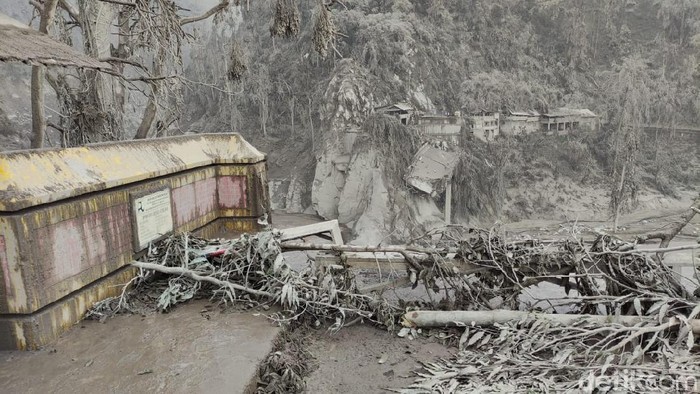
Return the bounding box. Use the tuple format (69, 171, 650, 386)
(28, 0, 339, 148)
(656, 0, 700, 47)
(29, 0, 233, 147)
(249, 65, 273, 138)
(602, 55, 655, 232)
(460, 71, 556, 114)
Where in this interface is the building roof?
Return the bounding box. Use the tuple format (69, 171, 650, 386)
(0, 13, 111, 70)
(418, 114, 457, 120)
(543, 108, 596, 118)
(405, 143, 459, 195)
(507, 110, 540, 117)
(375, 102, 415, 113)
(470, 111, 500, 117)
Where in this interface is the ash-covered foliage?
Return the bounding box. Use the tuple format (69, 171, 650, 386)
(418, 227, 693, 312)
(358, 114, 422, 187)
(88, 231, 398, 329)
(270, 0, 300, 38)
(312, 4, 336, 58)
(256, 330, 314, 394)
(403, 312, 700, 393)
(452, 137, 521, 219)
(227, 40, 248, 81)
(399, 226, 700, 393)
(87, 225, 700, 393)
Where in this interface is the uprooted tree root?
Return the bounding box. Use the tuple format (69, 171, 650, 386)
(87, 226, 700, 393)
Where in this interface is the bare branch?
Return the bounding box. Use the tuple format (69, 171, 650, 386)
(636, 194, 700, 251)
(99, 56, 148, 71)
(281, 241, 457, 255)
(47, 121, 67, 135)
(58, 0, 79, 21)
(28, 0, 44, 13)
(126, 75, 177, 82)
(180, 0, 229, 26)
(96, 0, 135, 6)
(596, 244, 700, 255)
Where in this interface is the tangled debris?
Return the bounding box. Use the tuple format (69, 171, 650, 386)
(88, 230, 397, 329)
(87, 224, 700, 393)
(406, 227, 692, 312)
(256, 330, 314, 394)
(393, 227, 700, 393)
(399, 315, 700, 393)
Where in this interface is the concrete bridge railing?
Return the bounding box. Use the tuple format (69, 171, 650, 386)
(0, 133, 270, 349)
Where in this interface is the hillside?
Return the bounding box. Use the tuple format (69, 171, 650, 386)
(0, 0, 697, 240)
(179, 0, 700, 241)
(185, 0, 700, 132)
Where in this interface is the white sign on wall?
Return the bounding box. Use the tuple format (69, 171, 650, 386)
(133, 189, 173, 250)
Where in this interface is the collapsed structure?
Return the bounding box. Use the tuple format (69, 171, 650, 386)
(0, 134, 270, 349)
(405, 143, 459, 223)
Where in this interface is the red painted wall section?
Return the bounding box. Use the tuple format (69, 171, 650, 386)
(171, 183, 196, 226)
(82, 209, 107, 263)
(90, 204, 132, 261)
(36, 204, 132, 286)
(0, 236, 10, 298)
(218, 176, 248, 209)
(171, 178, 218, 227)
(194, 178, 217, 218)
(38, 220, 86, 286)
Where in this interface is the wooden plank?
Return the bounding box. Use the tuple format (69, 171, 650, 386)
(279, 220, 344, 245)
(315, 252, 484, 275)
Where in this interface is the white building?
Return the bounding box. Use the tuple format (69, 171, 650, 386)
(470, 112, 500, 142)
(540, 108, 599, 134)
(501, 110, 541, 136)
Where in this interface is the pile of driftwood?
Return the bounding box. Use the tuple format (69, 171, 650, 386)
(88, 202, 700, 392)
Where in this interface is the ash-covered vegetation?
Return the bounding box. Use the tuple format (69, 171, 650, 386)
(186, 0, 700, 134)
(182, 0, 700, 226)
(0, 0, 698, 224)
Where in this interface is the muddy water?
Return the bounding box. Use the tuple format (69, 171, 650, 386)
(305, 324, 453, 393)
(274, 210, 699, 305)
(0, 301, 279, 394)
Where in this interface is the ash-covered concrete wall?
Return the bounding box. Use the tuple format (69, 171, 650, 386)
(0, 134, 270, 349)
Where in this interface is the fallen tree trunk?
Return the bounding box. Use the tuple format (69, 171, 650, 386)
(403, 310, 700, 334)
(636, 193, 700, 260)
(599, 244, 700, 255)
(281, 241, 456, 255)
(282, 241, 696, 257)
(131, 261, 274, 299)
